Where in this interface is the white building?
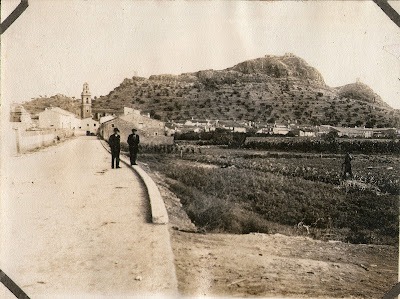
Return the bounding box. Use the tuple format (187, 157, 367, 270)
(233, 127, 247, 133)
(39, 107, 80, 129)
(299, 129, 316, 137)
(80, 117, 99, 135)
(272, 124, 289, 135)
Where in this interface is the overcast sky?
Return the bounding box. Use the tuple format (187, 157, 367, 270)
(2, 0, 400, 108)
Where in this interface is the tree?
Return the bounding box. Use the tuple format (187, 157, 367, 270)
(324, 131, 338, 142)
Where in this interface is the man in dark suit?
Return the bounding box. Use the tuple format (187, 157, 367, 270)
(342, 152, 353, 179)
(109, 128, 121, 169)
(127, 128, 140, 165)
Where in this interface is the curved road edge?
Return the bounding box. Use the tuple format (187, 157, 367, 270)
(99, 138, 169, 225)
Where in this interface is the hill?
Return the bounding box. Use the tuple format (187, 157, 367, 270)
(23, 94, 81, 117)
(228, 54, 325, 84)
(92, 54, 399, 127)
(24, 54, 400, 128)
(337, 81, 390, 107)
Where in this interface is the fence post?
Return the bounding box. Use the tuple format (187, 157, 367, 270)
(14, 127, 21, 154)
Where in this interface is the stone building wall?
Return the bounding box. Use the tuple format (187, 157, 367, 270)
(100, 117, 173, 145)
(119, 113, 165, 137)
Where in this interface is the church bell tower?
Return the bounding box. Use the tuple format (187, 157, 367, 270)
(81, 82, 92, 119)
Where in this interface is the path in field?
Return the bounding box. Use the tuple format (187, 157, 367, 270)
(0, 136, 177, 298)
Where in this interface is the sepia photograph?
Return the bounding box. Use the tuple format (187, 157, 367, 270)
(1, 1, 399, 298)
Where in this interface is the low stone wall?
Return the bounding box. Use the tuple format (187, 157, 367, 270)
(13, 128, 79, 154)
(140, 136, 174, 145)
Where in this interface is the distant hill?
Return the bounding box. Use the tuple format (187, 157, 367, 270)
(24, 54, 400, 128)
(337, 82, 390, 107)
(23, 94, 81, 117)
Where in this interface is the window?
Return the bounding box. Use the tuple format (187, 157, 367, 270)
(112, 124, 115, 127)
(94, 124, 96, 126)
(87, 124, 89, 126)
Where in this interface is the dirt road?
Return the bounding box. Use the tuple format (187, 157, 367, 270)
(0, 136, 177, 298)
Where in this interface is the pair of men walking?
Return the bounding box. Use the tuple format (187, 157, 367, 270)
(108, 128, 139, 169)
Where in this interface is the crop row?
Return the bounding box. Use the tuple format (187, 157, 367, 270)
(244, 139, 400, 155)
(181, 152, 400, 195)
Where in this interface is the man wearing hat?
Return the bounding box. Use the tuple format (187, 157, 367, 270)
(109, 128, 121, 169)
(127, 128, 140, 165)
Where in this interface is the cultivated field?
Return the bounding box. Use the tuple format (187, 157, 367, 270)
(137, 144, 399, 298)
(141, 145, 399, 246)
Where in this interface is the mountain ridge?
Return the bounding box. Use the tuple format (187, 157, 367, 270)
(23, 54, 400, 128)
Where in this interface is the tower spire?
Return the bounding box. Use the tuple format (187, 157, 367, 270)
(81, 82, 92, 119)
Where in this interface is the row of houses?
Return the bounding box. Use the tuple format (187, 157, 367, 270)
(167, 117, 400, 139)
(11, 97, 399, 144)
(168, 119, 315, 135)
(258, 124, 400, 138)
(10, 104, 173, 145)
(318, 125, 400, 139)
(37, 107, 99, 134)
(168, 119, 253, 134)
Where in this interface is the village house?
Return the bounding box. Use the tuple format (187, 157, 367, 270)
(299, 128, 317, 137)
(100, 111, 173, 145)
(256, 126, 270, 134)
(164, 123, 176, 136)
(182, 118, 218, 132)
(167, 120, 185, 133)
(99, 115, 116, 124)
(10, 104, 33, 127)
(272, 124, 290, 135)
(38, 107, 81, 130)
(219, 120, 236, 131)
(37, 83, 100, 135)
(233, 126, 247, 133)
(319, 125, 373, 138)
(371, 128, 398, 138)
(184, 119, 207, 127)
(92, 108, 117, 121)
(92, 106, 139, 121)
(80, 118, 99, 135)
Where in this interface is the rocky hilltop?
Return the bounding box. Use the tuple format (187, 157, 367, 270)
(24, 54, 400, 128)
(228, 54, 325, 84)
(337, 81, 389, 107)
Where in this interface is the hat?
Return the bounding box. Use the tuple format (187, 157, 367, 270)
(114, 128, 120, 132)
(132, 128, 137, 132)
